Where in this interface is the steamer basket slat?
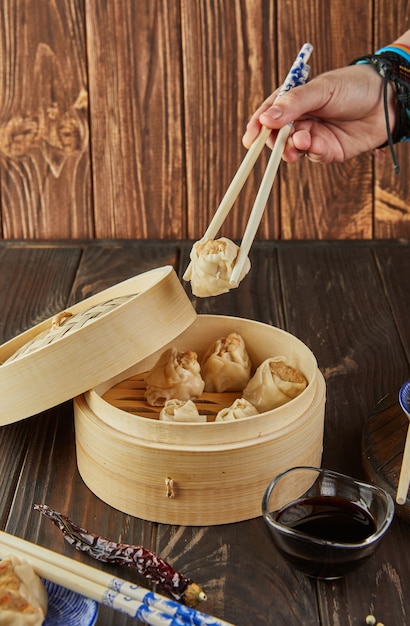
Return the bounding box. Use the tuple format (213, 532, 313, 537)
(74, 315, 326, 526)
(101, 372, 241, 420)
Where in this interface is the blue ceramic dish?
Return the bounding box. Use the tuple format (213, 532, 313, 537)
(43, 580, 99, 626)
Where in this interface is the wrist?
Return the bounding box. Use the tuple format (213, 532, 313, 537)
(392, 29, 410, 51)
(350, 44, 410, 173)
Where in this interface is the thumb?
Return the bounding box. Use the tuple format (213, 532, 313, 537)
(259, 80, 330, 128)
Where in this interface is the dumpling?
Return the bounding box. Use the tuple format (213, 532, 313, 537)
(159, 399, 207, 423)
(201, 333, 252, 392)
(215, 398, 258, 422)
(243, 356, 307, 413)
(145, 347, 205, 406)
(0, 555, 48, 625)
(185, 237, 251, 297)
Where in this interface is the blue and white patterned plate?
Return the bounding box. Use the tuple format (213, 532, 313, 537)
(43, 580, 99, 626)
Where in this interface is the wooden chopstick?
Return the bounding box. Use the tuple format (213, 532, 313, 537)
(183, 43, 313, 286)
(183, 126, 271, 281)
(0, 531, 235, 626)
(229, 44, 313, 284)
(229, 123, 291, 286)
(396, 422, 410, 504)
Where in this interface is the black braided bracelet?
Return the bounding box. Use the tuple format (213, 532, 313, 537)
(351, 50, 410, 174)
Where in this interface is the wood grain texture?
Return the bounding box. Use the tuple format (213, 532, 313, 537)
(0, 245, 81, 341)
(374, 243, 410, 363)
(85, 0, 186, 239)
(156, 519, 321, 625)
(276, 243, 410, 481)
(67, 240, 179, 303)
(0, 420, 31, 527)
(0, 244, 81, 526)
(181, 0, 279, 240)
(0, 1, 409, 240)
(0, 0, 92, 238)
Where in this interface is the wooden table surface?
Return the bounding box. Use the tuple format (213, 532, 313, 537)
(0, 238, 409, 626)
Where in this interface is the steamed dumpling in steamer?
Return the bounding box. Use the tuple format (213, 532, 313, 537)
(187, 237, 251, 297)
(215, 398, 258, 422)
(159, 399, 206, 422)
(0, 555, 48, 625)
(145, 347, 205, 407)
(243, 356, 307, 413)
(201, 332, 252, 392)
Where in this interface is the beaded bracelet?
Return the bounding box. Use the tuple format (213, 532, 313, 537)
(351, 43, 410, 174)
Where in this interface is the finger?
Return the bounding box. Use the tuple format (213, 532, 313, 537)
(242, 89, 281, 147)
(299, 133, 343, 163)
(290, 129, 311, 152)
(281, 134, 309, 163)
(242, 118, 264, 148)
(252, 91, 279, 118)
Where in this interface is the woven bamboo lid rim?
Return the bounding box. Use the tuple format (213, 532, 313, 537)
(2, 295, 135, 365)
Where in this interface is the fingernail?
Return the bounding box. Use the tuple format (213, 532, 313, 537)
(262, 105, 283, 120)
(242, 130, 252, 146)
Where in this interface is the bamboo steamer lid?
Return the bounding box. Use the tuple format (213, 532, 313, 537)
(74, 315, 326, 525)
(0, 266, 196, 426)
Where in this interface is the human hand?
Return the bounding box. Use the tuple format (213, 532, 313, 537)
(242, 63, 396, 164)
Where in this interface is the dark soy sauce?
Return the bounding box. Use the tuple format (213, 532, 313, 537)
(276, 495, 376, 543)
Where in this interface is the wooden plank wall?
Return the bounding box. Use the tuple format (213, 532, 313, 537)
(0, 0, 409, 241)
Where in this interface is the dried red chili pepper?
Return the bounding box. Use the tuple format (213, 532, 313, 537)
(34, 504, 206, 607)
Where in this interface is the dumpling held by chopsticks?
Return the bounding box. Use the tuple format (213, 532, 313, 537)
(185, 237, 251, 297)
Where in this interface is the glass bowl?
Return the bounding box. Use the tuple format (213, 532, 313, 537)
(262, 466, 394, 579)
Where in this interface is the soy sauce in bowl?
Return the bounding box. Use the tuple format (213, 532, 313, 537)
(262, 467, 394, 580)
(277, 495, 377, 543)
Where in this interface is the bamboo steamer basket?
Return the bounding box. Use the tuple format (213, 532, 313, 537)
(0, 266, 196, 425)
(74, 315, 326, 526)
(0, 263, 326, 526)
